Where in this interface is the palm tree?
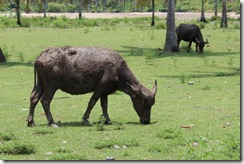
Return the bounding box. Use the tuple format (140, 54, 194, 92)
(220, 0, 227, 28)
(163, 0, 179, 52)
(15, 0, 21, 26)
(43, 0, 47, 18)
(151, 0, 155, 26)
(78, 0, 83, 19)
(214, 0, 218, 16)
(200, 0, 206, 22)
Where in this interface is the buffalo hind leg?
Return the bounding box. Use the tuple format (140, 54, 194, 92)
(82, 92, 100, 126)
(41, 88, 58, 128)
(100, 95, 112, 124)
(27, 84, 43, 127)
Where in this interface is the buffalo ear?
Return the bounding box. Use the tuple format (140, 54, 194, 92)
(126, 82, 150, 99)
(152, 80, 157, 98)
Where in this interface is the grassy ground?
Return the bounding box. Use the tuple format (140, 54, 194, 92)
(0, 17, 240, 160)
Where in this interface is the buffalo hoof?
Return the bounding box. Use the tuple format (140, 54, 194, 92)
(49, 123, 59, 128)
(105, 120, 112, 125)
(81, 120, 92, 126)
(27, 120, 36, 127)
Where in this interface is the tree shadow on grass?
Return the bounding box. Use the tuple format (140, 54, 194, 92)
(157, 68, 240, 80)
(0, 61, 34, 68)
(118, 45, 240, 58)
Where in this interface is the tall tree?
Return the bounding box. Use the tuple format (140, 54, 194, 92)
(15, 0, 21, 26)
(151, 0, 155, 26)
(78, 0, 83, 19)
(200, 0, 206, 22)
(214, 0, 218, 16)
(220, 0, 227, 28)
(163, 0, 179, 52)
(43, 0, 47, 18)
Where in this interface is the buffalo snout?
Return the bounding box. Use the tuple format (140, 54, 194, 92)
(140, 119, 150, 124)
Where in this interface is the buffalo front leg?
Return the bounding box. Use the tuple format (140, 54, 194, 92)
(187, 41, 192, 52)
(40, 88, 58, 128)
(82, 93, 100, 126)
(196, 43, 199, 52)
(100, 95, 111, 124)
(27, 85, 43, 127)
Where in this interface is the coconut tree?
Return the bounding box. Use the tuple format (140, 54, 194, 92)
(78, 0, 83, 19)
(220, 0, 227, 28)
(163, 0, 179, 52)
(151, 0, 155, 26)
(15, 0, 21, 26)
(214, 0, 218, 16)
(200, 0, 206, 22)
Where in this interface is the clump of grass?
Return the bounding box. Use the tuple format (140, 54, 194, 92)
(0, 132, 16, 142)
(0, 141, 36, 155)
(84, 28, 89, 34)
(17, 51, 25, 62)
(33, 129, 54, 135)
(95, 115, 106, 131)
(113, 121, 125, 130)
(144, 50, 154, 65)
(50, 153, 88, 160)
(179, 74, 188, 83)
(94, 139, 139, 149)
(157, 128, 183, 140)
(202, 84, 211, 90)
(148, 144, 163, 153)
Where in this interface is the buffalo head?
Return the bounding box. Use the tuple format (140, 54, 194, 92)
(196, 38, 209, 53)
(129, 80, 157, 124)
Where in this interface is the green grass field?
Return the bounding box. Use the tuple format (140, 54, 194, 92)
(0, 17, 240, 160)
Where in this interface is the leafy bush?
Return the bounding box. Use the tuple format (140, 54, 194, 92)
(47, 3, 66, 13)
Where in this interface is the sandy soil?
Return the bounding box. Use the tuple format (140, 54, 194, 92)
(0, 12, 240, 20)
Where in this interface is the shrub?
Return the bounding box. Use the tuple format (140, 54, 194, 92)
(47, 3, 66, 13)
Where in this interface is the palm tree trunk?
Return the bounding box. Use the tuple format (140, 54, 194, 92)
(43, 0, 47, 18)
(78, 0, 83, 19)
(163, 0, 179, 52)
(15, 0, 21, 26)
(214, 0, 218, 16)
(200, 0, 206, 22)
(220, 0, 228, 28)
(151, 0, 155, 26)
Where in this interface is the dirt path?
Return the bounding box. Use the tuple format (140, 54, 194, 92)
(0, 12, 240, 20)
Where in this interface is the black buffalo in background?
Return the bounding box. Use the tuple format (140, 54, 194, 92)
(176, 24, 209, 53)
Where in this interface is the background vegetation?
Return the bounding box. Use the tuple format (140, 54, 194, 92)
(0, 0, 241, 13)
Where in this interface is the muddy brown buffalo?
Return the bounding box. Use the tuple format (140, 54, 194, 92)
(27, 46, 157, 127)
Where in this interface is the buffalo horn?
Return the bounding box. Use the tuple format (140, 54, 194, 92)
(195, 38, 200, 44)
(152, 80, 157, 97)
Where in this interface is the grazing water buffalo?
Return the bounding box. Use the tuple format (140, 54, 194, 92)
(27, 46, 157, 127)
(176, 24, 209, 53)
